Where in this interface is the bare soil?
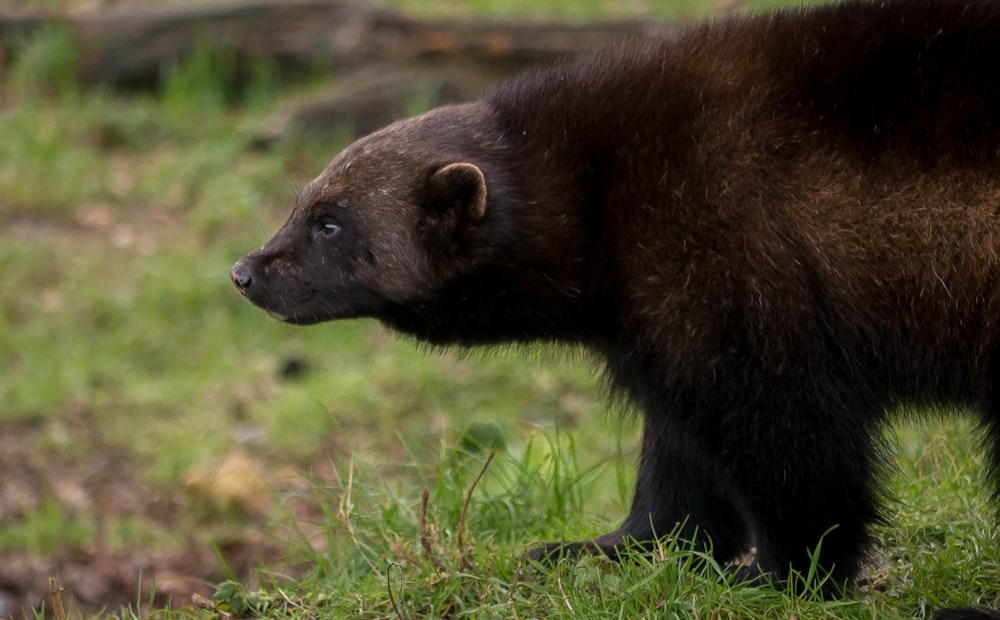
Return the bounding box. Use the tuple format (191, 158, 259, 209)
(0, 206, 327, 618)
(0, 408, 313, 618)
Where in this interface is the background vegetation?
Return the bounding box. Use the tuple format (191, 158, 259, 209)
(2, 0, 998, 618)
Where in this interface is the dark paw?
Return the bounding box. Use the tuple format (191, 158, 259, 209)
(523, 540, 606, 566)
(524, 532, 670, 567)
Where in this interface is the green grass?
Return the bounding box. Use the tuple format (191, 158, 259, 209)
(206, 418, 1000, 619)
(2, 1, 999, 619)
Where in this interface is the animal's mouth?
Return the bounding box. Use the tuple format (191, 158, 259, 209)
(241, 284, 380, 326)
(263, 290, 326, 324)
(244, 288, 316, 324)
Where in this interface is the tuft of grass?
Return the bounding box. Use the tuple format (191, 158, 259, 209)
(5, 25, 80, 100)
(161, 37, 240, 113)
(878, 419, 1000, 613)
(0, 495, 92, 556)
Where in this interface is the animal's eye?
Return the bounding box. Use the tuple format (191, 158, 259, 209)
(317, 222, 341, 238)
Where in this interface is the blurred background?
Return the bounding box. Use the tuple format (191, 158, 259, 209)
(4, 0, 959, 616)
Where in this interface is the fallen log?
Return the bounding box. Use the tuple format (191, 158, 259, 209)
(0, 1, 671, 89)
(0, 2, 690, 142)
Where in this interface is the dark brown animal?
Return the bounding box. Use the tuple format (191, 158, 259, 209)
(231, 2, 1000, 617)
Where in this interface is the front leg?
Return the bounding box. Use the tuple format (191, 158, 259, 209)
(528, 414, 750, 564)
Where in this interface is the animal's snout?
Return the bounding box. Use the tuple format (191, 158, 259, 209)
(230, 260, 253, 293)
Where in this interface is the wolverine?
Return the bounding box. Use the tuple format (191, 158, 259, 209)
(232, 2, 1000, 617)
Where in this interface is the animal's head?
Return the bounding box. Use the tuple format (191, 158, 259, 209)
(230, 103, 501, 326)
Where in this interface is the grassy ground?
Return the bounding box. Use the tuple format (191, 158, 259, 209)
(2, 0, 999, 618)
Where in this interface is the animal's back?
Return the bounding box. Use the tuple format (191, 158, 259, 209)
(487, 0, 1000, 404)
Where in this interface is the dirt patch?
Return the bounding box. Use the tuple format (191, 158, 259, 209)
(4, 202, 186, 255)
(0, 411, 320, 618)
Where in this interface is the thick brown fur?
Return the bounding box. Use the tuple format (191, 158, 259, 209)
(232, 1, 1000, 617)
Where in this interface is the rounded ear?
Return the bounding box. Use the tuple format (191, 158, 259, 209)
(428, 162, 487, 220)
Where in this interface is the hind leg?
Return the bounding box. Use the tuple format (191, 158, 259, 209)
(529, 414, 751, 565)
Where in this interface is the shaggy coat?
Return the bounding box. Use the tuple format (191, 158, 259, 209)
(233, 2, 1000, 617)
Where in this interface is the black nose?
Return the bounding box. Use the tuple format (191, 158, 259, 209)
(230, 261, 252, 292)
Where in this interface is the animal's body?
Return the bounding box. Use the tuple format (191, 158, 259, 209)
(232, 2, 1000, 617)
